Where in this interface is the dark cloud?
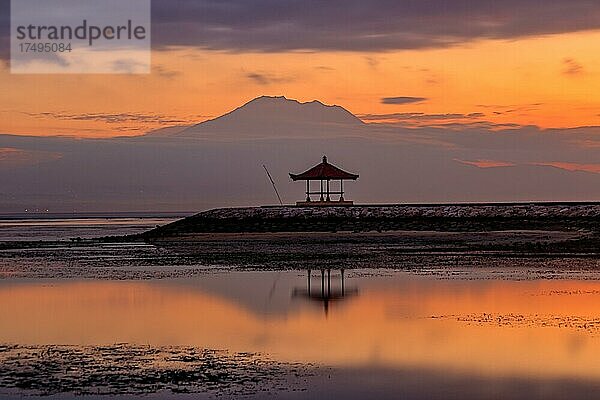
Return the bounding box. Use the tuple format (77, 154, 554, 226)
(246, 73, 270, 85)
(245, 72, 294, 85)
(381, 97, 428, 105)
(424, 121, 524, 130)
(360, 112, 483, 121)
(1, 0, 599, 59)
(22, 111, 187, 124)
(477, 103, 544, 116)
(563, 58, 584, 76)
(153, 65, 181, 78)
(0, 0, 9, 61)
(315, 66, 335, 71)
(149, 0, 600, 52)
(365, 56, 380, 69)
(111, 59, 148, 74)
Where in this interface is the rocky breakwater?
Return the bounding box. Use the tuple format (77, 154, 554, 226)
(142, 204, 600, 238)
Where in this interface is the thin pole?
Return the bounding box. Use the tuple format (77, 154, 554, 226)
(326, 180, 330, 201)
(262, 165, 283, 205)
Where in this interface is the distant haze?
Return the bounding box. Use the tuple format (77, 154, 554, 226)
(0, 96, 599, 213)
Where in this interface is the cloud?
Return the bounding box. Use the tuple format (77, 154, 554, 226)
(365, 56, 380, 69)
(476, 103, 544, 118)
(361, 112, 484, 121)
(456, 159, 516, 168)
(245, 71, 294, 85)
(153, 65, 181, 79)
(147, 0, 600, 53)
(359, 112, 488, 128)
(563, 58, 584, 76)
(2, 0, 600, 59)
(22, 111, 188, 125)
(315, 65, 335, 71)
(111, 59, 149, 74)
(426, 121, 524, 130)
(535, 162, 600, 174)
(0, 0, 8, 61)
(381, 97, 428, 105)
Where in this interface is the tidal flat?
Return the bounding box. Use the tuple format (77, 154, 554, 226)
(2, 214, 600, 399)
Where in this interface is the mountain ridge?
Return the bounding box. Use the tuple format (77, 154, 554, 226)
(192, 95, 363, 126)
(144, 95, 365, 140)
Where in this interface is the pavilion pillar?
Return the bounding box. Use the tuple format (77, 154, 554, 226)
(320, 180, 324, 201)
(306, 180, 310, 201)
(340, 179, 344, 201)
(326, 180, 330, 201)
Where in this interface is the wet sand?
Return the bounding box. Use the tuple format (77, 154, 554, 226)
(0, 344, 311, 398)
(2, 231, 600, 280)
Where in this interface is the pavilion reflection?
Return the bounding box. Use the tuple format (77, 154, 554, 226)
(292, 269, 359, 316)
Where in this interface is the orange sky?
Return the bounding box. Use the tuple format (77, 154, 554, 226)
(2, 29, 600, 137)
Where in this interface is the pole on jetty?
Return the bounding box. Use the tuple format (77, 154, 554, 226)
(263, 165, 283, 205)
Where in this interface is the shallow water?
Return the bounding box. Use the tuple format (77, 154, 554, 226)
(0, 213, 183, 241)
(3, 269, 600, 398)
(2, 217, 600, 398)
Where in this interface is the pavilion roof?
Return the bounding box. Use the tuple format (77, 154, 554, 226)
(289, 156, 359, 181)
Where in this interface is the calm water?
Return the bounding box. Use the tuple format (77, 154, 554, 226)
(2, 270, 600, 398)
(0, 213, 186, 241)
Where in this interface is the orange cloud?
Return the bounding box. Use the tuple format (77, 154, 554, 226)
(455, 159, 516, 168)
(535, 162, 600, 174)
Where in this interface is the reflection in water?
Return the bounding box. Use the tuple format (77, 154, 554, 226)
(292, 269, 359, 315)
(3, 270, 600, 389)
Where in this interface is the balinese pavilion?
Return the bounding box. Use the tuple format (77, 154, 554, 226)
(289, 156, 359, 206)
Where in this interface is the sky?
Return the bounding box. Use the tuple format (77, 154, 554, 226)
(0, 0, 599, 210)
(1, 0, 600, 136)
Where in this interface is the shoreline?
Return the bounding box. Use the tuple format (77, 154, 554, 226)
(1, 204, 598, 257)
(136, 205, 600, 257)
